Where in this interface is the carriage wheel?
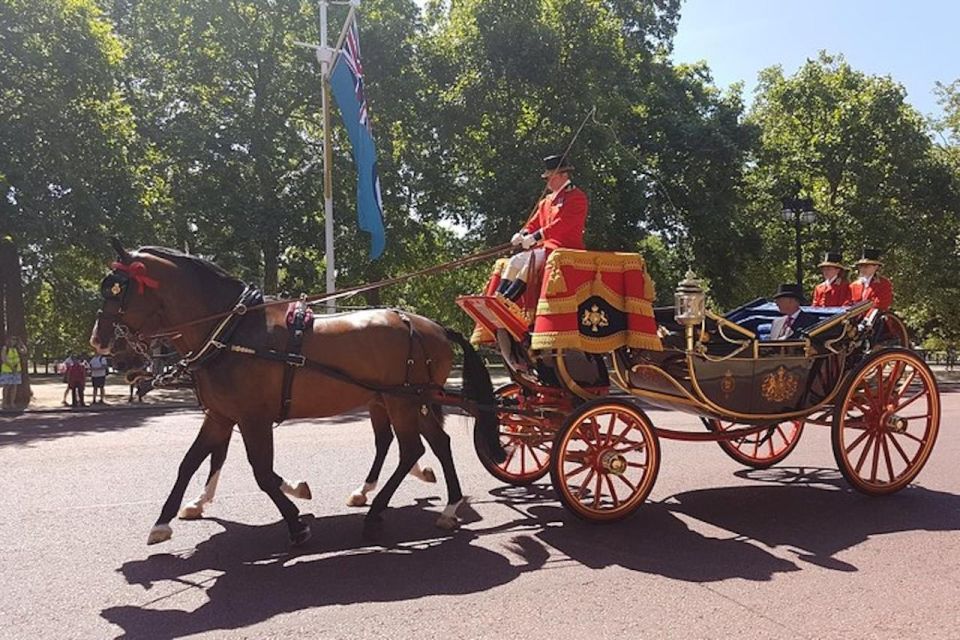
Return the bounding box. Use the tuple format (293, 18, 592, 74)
(879, 313, 910, 348)
(550, 400, 660, 522)
(474, 383, 553, 486)
(703, 419, 804, 469)
(832, 348, 940, 495)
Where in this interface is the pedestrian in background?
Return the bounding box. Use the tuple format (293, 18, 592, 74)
(1, 336, 25, 410)
(66, 355, 88, 408)
(89, 353, 109, 404)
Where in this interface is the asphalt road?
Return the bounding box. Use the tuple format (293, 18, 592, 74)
(2, 391, 959, 640)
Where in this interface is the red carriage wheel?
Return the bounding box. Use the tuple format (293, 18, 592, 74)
(550, 400, 660, 522)
(703, 418, 804, 469)
(474, 383, 553, 486)
(832, 348, 940, 495)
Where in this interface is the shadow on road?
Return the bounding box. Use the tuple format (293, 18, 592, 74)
(102, 468, 960, 639)
(102, 500, 548, 640)
(0, 408, 199, 448)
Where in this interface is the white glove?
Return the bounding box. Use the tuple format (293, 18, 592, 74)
(521, 233, 537, 249)
(511, 232, 523, 246)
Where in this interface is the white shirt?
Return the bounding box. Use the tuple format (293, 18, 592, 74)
(771, 310, 802, 340)
(89, 355, 108, 377)
(859, 275, 873, 287)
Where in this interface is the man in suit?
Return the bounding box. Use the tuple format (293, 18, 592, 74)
(848, 248, 893, 311)
(497, 154, 589, 301)
(769, 283, 818, 340)
(812, 251, 851, 307)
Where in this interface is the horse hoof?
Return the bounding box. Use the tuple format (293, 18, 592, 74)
(421, 467, 437, 484)
(290, 524, 312, 547)
(178, 503, 204, 520)
(147, 524, 173, 545)
(435, 514, 460, 531)
(292, 481, 312, 501)
(346, 492, 368, 507)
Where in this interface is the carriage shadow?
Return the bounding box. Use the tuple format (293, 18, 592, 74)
(524, 467, 960, 580)
(102, 501, 548, 640)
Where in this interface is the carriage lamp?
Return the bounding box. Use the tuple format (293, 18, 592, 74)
(675, 271, 706, 352)
(675, 271, 706, 327)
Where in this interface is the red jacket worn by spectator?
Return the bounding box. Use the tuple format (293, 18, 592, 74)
(66, 360, 87, 386)
(523, 184, 588, 251)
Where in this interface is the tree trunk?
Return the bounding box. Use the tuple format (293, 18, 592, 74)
(0, 238, 30, 408)
(261, 234, 279, 295)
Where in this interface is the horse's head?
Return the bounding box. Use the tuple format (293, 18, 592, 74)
(90, 238, 165, 355)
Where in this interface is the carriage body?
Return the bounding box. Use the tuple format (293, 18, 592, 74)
(458, 249, 940, 522)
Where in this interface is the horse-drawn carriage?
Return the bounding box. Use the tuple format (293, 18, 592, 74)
(459, 249, 939, 522)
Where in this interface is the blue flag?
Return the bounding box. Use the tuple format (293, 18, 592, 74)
(329, 19, 386, 259)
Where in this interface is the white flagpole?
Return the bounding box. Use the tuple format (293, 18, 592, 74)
(319, 0, 336, 312)
(297, 1, 357, 312)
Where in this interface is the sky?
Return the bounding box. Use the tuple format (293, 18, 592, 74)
(671, 0, 960, 119)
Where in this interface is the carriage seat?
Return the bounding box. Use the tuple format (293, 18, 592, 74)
(724, 301, 849, 341)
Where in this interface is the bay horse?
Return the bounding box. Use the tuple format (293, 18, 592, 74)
(90, 242, 505, 545)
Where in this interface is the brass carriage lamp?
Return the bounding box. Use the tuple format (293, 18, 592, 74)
(675, 271, 706, 350)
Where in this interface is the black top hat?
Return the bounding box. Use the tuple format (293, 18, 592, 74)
(541, 154, 574, 177)
(855, 248, 883, 267)
(773, 283, 806, 304)
(817, 251, 846, 270)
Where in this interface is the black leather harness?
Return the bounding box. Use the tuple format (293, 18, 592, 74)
(171, 287, 443, 424)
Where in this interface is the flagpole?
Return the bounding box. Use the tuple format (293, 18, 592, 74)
(319, 1, 337, 312)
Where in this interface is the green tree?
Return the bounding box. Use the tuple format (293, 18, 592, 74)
(0, 0, 143, 405)
(745, 53, 960, 339)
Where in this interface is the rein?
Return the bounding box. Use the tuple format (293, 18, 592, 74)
(145, 241, 515, 340)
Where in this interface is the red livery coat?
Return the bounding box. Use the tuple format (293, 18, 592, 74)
(523, 185, 588, 251)
(849, 275, 893, 311)
(812, 278, 851, 307)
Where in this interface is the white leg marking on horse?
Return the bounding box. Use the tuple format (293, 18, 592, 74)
(347, 481, 377, 507)
(436, 497, 466, 531)
(147, 524, 173, 545)
(178, 470, 221, 520)
(409, 463, 437, 484)
(283, 480, 312, 500)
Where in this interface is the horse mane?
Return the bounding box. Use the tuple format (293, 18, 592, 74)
(138, 246, 244, 285)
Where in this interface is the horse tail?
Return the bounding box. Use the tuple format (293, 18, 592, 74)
(444, 328, 506, 463)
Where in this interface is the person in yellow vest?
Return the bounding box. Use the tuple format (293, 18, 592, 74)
(1, 336, 24, 410)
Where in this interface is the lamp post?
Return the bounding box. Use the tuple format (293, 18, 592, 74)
(780, 195, 818, 286)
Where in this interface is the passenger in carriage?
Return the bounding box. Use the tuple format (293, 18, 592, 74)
(768, 283, 819, 340)
(848, 248, 893, 311)
(496, 154, 589, 301)
(811, 250, 851, 307)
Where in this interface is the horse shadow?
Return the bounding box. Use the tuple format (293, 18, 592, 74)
(524, 466, 960, 580)
(101, 500, 548, 639)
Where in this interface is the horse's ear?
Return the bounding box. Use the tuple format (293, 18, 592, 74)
(110, 237, 132, 264)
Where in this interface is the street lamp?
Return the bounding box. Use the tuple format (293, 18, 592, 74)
(780, 195, 818, 286)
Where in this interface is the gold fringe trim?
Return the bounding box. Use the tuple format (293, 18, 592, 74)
(531, 330, 663, 353)
(536, 293, 655, 317)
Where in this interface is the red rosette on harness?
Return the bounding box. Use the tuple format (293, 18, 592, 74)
(111, 261, 160, 294)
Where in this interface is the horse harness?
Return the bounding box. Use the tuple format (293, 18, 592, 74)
(121, 285, 442, 424)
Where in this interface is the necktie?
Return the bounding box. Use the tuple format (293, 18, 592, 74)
(782, 315, 794, 338)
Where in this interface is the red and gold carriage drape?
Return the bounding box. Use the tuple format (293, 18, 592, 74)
(530, 249, 662, 353)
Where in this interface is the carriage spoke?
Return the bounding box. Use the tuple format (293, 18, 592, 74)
(615, 473, 637, 492)
(844, 426, 872, 454)
(896, 389, 927, 412)
(565, 463, 590, 478)
(616, 440, 647, 454)
(896, 370, 918, 397)
(592, 474, 602, 508)
(884, 360, 905, 400)
(870, 431, 882, 482)
(880, 433, 896, 483)
(528, 444, 543, 468)
(886, 432, 912, 466)
(626, 461, 648, 469)
(605, 475, 620, 508)
(575, 469, 596, 500)
(854, 432, 876, 474)
(604, 413, 617, 445)
(520, 445, 526, 475)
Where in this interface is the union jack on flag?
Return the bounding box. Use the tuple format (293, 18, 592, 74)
(341, 21, 369, 131)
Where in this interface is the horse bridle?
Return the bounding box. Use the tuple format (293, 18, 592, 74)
(98, 266, 160, 360)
